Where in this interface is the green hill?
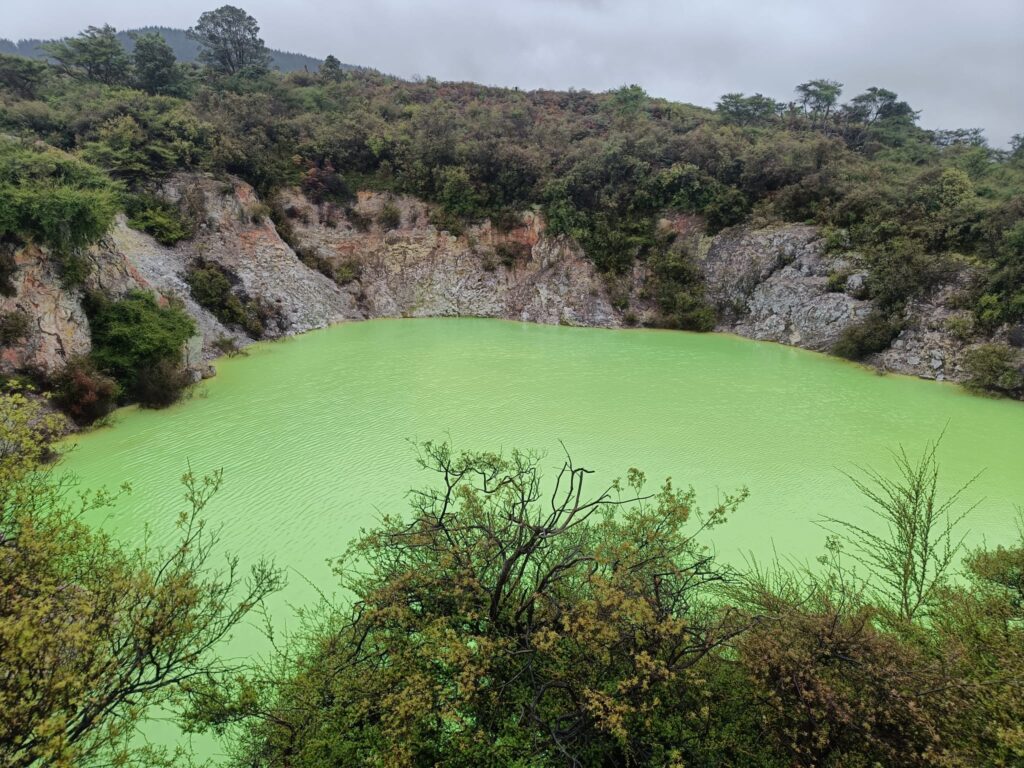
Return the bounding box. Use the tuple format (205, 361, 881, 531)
(0, 26, 343, 72)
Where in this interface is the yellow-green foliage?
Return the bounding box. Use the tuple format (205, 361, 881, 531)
(194, 441, 1024, 768)
(0, 388, 281, 767)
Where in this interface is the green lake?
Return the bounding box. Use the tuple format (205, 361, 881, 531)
(60, 317, 1024, 757)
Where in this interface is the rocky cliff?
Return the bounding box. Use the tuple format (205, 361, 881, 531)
(1, 172, 1018, 395)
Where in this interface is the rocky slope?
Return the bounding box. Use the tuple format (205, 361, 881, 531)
(1, 172, 1018, 394)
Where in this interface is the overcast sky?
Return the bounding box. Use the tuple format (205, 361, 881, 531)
(5, 0, 1022, 146)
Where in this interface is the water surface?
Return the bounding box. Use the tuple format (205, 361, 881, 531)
(60, 318, 1024, 755)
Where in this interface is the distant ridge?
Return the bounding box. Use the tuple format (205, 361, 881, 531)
(0, 26, 353, 73)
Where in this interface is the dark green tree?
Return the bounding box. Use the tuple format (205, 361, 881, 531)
(42, 24, 130, 85)
(187, 5, 271, 75)
(846, 87, 916, 126)
(320, 53, 342, 81)
(716, 92, 781, 126)
(130, 31, 181, 95)
(795, 78, 843, 127)
(0, 54, 47, 99)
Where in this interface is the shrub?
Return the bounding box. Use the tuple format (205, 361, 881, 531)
(646, 243, 716, 331)
(342, 205, 371, 231)
(300, 161, 353, 205)
(0, 142, 119, 266)
(124, 193, 194, 245)
(84, 290, 195, 405)
(0, 310, 30, 345)
(832, 311, 902, 360)
(428, 207, 465, 237)
(51, 355, 121, 425)
(184, 259, 271, 337)
(332, 259, 361, 285)
(0, 246, 16, 297)
(962, 343, 1023, 396)
(945, 315, 976, 343)
(864, 238, 956, 311)
(825, 270, 850, 293)
(377, 202, 401, 230)
(134, 357, 193, 408)
(247, 202, 272, 225)
(212, 335, 245, 357)
(495, 241, 529, 268)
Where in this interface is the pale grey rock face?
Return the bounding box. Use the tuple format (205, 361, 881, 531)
(276, 189, 620, 328)
(699, 224, 870, 351)
(866, 284, 973, 381)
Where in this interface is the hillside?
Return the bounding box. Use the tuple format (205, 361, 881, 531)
(0, 26, 338, 72)
(0, 13, 1022, 415)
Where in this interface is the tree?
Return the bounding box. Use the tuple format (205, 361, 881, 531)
(715, 92, 781, 126)
(1011, 133, 1024, 161)
(846, 86, 917, 126)
(0, 388, 283, 767)
(0, 53, 47, 99)
(85, 290, 197, 406)
(320, 53, 343, 81)
(187, 5, 271, 75)
(130, 31, 181, 95)
(198, 443, 747, 767)
(42, 24, 130, 85)
(795, 78, 843, 127)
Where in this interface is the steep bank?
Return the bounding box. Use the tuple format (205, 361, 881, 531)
(1, 172, 1020, 395)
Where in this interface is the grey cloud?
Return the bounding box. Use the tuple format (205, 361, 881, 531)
(5, 0, 1021, 145)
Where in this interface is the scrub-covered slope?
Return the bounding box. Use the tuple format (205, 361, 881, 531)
(1, 10, 1022, 417)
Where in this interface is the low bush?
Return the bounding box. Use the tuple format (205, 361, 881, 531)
(51, 355, 121, 425)
(945, 314, 977, 343)
(0, 310, 30, 345)
(0, 247, 17, 297)
(134, 357, 194, 408)
(495, 241, 530, 268)
(184, 259, 271, 337)
(646, 243, 717, 331)
(832, 310, 902, 360)
(124, 193, 194, 245)
(212, 335, 245, 357)
(962, 343, 1023, 396)
(84, 290, 195, 405)
(377, 202, 401, 230)
(332, 259, 361, 285)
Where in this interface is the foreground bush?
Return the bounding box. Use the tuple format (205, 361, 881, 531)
(194, 444, 749, 766)
(183, 438, 1024, 768)
(0, 389, 282, 767)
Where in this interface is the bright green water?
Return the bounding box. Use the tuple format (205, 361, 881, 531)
(60, 318, 1024, 758)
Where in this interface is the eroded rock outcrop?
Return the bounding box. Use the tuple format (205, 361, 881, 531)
(698, 225, 870, 351)
(0, 244, 90, 374)
(1, 172, 1016, 397)
(276, 190, 619, 327)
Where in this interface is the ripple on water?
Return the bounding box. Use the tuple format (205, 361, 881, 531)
(59, 318, 1024, 757)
